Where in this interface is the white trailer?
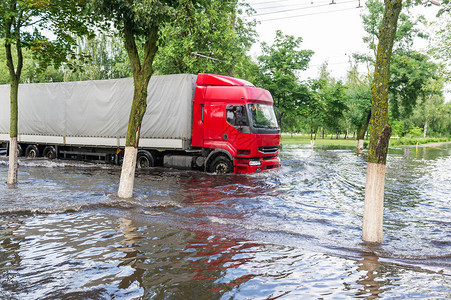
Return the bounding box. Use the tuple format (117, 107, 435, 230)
(0, 74, 197, 166)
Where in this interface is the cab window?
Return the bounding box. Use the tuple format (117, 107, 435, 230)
(226, 105, 249, 127)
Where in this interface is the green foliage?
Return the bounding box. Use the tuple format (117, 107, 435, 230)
(344, 71, 372, 129)
(356, 0, 448, 147)
(280, 134, 358, 147)
(389, 51, 439, 119)
(407, 126, 423, 137)
(410, 94, 451, 137)
(358, 0, 426, 63)
(154, 0, 256, 77)
(253, 30, 313, 132)
(308, 63, 348, 134)
(62, 33, 132, 81)
(1, 0, 95, 72)
(390, 119, 405, 136)
(89, 0, 178, 35)
(390, 136, 451, 146)
(427, 10, 450, 81)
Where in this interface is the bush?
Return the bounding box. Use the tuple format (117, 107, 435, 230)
(390, 120, 405, 137)
(390, 137, 451, 146)
(407, 126, 423, 137)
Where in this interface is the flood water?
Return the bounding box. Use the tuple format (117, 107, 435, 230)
(0, 144, 450, 299)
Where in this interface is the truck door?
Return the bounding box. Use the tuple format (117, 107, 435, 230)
(203, 104, 224, 142)
(224, 105, 253, 155)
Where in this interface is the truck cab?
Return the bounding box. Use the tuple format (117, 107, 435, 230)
(192, 74, 281, 173)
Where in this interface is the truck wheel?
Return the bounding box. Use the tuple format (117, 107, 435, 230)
(136, 150, 154, 168)
(209, 155, 233, 174)
(5, 143, 22, 156)
(43, 146, 57, 160)
(25, 145, 40, 158)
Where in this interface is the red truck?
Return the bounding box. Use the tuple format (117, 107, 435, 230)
(0, 73, 281, 173)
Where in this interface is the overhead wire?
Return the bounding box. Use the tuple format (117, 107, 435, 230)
(245, 0, 364, 22)
(251, 0, 332, 11)
(248, 0, 300, 7)
(253, 0, 357, 16)
(258, 6, 362, 22)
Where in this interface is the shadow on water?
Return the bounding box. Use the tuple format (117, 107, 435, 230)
(0, 144, 450, 298)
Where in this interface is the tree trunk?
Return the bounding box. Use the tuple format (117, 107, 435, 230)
(5, 14, 23, 185)
(7, 137, 18, 185)
(357, 111, 371, 154)
(362, 0, 402, 244)
(7, 80, 19, 185)
(310, 118, 313, 141)
(117, 22, 158, 198)
(423, 118, 428, 138)
(117, 77, 149, 198)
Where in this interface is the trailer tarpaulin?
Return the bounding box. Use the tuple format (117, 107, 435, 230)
(0, 74, 197, 144)
(0, 85, 10, 134)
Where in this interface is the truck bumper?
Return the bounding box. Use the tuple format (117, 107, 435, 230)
(233, 156, 280, 174)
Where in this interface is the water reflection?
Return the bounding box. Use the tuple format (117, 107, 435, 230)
(356, 254, 384, 299)
(112, 216, 263, 299)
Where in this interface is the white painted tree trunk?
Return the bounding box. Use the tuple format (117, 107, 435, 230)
(357, 139, 364, 155)
(423, 119, 428, 138)
(362, 162, 386, 243)
(310, 139, 315, 148)
(7, 137, 18, 185)
(117, 146, 138, 198)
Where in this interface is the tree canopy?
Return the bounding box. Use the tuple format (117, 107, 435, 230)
(254, 30, 313, 131)
(154, 0, 257, 77)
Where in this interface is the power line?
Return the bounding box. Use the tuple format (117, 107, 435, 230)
(257, 6, 362, 22)
(252, 0, 331, 11)
(249, 0, 300, 7)
(253, 0, 356, 16)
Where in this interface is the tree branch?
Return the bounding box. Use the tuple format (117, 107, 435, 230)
(142, 23, 159, 78)
(4, 7, 16, 79)
(123, 18, 141, 77)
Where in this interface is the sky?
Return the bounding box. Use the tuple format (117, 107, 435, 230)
(243, 0, 448, 100)
(246, 0, 370, 80)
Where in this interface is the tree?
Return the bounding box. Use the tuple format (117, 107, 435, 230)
(0, 0, 93, 185)
(359, 0, 426, 64)
(355, 0, 430, 146)
(62, 33, 132, 81)
(389, 51, 439, 119)
(362, 0, 403, 243)
(154, 0, 257, 78)
(255, 30, 313, 131)
(427, 2, 451, 82)
(410, 78, 450, 138)
(344, 64, 372, 152)
(315, 63, 348, 138)
(90, 0, 184, 198)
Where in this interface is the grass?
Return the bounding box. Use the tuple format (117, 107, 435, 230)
(390, 136, 451, 147)
(281, 134, 451, 147)
(281, 134, 357, 147)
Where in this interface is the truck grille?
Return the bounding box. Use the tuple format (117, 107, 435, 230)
(258, 146, 279, 154)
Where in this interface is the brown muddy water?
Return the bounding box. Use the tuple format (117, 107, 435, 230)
(0, 144, 450, 299)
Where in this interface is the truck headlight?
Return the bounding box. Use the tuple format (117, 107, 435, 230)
(249, 160, 261, 166)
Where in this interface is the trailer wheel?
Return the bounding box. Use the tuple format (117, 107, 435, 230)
(25, 145, 40, 158)
(18, 144, 23, 157)
(208, 155, 233, 174)
(43, 146, 57, 160)
(5, 143, 22, 156)
(136, 150, 154, 168)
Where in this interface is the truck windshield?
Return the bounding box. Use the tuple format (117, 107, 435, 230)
(248, 104, 279, 129)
